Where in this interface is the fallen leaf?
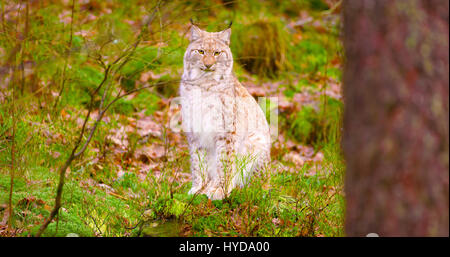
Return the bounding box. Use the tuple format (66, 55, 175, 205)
(135, 144, 165, 161)
(284, 152, 305, 166)
(137, 116, 161, 137)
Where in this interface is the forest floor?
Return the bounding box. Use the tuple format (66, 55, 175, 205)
(0, 0, 345, 236)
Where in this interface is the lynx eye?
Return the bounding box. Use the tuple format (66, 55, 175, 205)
(214, 51, 221, 56)
(197, 49, 205, 54)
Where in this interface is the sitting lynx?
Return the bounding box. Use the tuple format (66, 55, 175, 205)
(179, 24, 270, 200)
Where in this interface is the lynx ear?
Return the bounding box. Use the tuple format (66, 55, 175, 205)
(218, 28, 231, 45)
(190, 25, 203, 42)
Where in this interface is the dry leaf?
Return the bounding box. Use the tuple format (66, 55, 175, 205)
(137, 116, 161, 137)
(284, 152, 305, 166)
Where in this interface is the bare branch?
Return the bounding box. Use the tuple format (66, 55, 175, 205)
(52, 0, 76, 111)
(35, 1, 165, 237)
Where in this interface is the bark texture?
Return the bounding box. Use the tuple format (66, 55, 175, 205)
(343, 0, 449, 236)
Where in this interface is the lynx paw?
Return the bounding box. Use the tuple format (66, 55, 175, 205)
(188, 186, 201, 195)
(205, 187, 226, 200)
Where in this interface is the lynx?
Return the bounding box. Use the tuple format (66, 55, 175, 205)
(179, 24, 271, 200)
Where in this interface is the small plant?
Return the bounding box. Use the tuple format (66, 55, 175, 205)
(288, 95, 342, 146)
(231, 18, 291, 78)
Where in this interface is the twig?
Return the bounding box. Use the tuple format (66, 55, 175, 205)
(35, 62, 114, 237)
(8, 53, 16, 230)
(19, 1, 29, 95)
(53, 0, 75, 111)
(35, 1, 164, 237)
(6, 0, 27, 232)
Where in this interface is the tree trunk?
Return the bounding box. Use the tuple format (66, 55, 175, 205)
(343, 0, 449, 236)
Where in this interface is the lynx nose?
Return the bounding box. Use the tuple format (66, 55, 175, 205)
(203, 55, 215, 69)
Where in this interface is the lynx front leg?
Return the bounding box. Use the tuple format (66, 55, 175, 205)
(187, 142, 208, 195)
(205, 135, 235, 200)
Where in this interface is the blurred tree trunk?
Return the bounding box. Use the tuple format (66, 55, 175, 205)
(343, 0, 449, 236)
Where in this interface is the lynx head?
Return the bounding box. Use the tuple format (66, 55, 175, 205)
(182, 25, 233, 81)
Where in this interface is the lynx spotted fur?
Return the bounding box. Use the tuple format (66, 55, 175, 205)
(179, 25, 270, 200)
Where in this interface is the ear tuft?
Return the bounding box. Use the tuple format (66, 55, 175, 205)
(190, 25, 203, 42)
(219, 28, 231, 45)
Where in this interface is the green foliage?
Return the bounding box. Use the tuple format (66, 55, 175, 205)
(110, 90, 160, 116)
(290, 106, 316, 143)
(288, 96, 343, 146)
(231, 18, 292, 78)
(120, 47, 159, 91)
(114, 172, 138, 190)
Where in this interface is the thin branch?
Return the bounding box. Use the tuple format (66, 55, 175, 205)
(35, 1, 164, 237)
(8, 52, 16, 231)
(53, 0, 76, 111)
